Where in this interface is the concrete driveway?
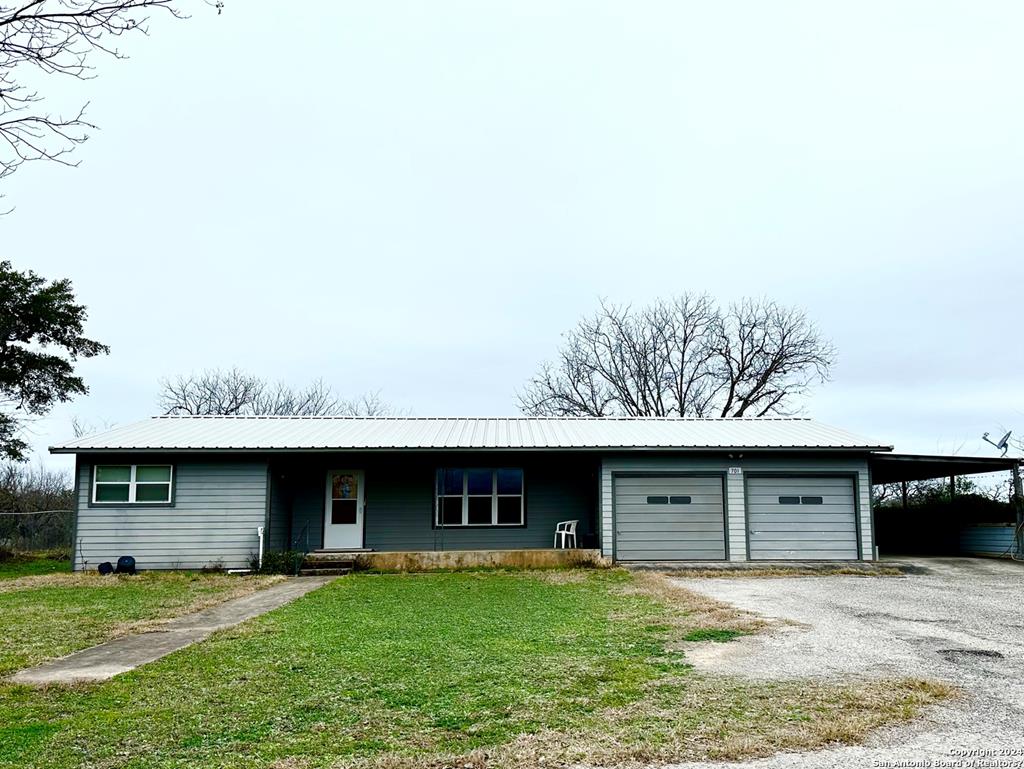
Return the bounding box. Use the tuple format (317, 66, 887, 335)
(667, 558, 1024, 769)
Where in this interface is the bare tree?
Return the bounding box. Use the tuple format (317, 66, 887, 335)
(0, 461, 72, 512)
(157, 368, 394, 417)
(518, 294, 835, 418)
(70, 414, 116, 437)
(337, 390, 392, 417)
(711, 298, 835, 417)
(0, 461, 74, 551)
(1, 0, 188, 205)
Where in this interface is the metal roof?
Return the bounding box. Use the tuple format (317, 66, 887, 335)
(49, 416, 892, 453)
(869, 453, 1020, 484)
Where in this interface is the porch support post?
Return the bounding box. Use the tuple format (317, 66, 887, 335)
(901, 481, 908, 512)
(950, 475, 956, 500)
(1013, 463, 1023, 556)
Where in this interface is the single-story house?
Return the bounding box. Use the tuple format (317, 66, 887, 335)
(49, 415, 1021, 571)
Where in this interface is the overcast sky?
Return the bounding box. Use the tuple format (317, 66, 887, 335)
(6, 1, 1023, 472)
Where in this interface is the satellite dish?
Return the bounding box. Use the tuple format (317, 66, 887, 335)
(982, 430, 1012, 457)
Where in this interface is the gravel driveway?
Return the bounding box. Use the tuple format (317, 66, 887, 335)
(666, 558, 1024, 769)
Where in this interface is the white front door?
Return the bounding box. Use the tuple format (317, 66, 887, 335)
(323, 469, 364, 549)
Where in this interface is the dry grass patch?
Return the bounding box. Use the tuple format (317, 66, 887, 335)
(532, 570, 591, 585)
(343, 677, 952, 769)
(0, 572, 110, 594)
(619, 569, 766, 637)
(667, 566, 905, 578)
(0, 570, 282, 597)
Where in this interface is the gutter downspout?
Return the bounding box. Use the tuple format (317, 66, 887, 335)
(257, 525, 265, 570)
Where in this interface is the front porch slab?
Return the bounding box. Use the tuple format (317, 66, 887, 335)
(337, 548, 609, 572)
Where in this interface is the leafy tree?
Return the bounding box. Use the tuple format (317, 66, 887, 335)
(0, 260, 109, 460)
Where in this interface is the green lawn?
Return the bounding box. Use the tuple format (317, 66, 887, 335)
(0, 552, 71, 580)
(0, 570, 949, 769)
(0, 570, 282, 676)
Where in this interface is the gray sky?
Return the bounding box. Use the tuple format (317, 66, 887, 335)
(6, 1, 1023, 473)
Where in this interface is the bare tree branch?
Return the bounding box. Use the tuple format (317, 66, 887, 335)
(157, 368, 395, 417)
(0, 0, 188, 205)
(518, 294, 835, 418)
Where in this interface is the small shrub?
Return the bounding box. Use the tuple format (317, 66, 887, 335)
(0, 547, 69, 564)
(249, 550, 305, 575)
(39, 547, 71, 562)
(564, 549, 611, 568)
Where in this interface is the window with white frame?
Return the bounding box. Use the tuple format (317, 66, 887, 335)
(436, 468, 523, 526)
(93, 465, 173, 504)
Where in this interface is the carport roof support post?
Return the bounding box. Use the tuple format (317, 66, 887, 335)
(1013, 463, 1023, 554)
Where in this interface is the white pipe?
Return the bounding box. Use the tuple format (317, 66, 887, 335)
(257, 525, 265, 570)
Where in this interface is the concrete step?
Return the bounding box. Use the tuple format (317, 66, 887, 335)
(299, 566, 352, 577)
(301, 559, 354, 568)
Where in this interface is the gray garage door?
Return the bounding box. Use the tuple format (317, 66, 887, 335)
(746, 476, 859, 560)
(614, 475, 725, 561)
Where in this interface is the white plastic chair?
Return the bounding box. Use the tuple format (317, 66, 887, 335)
(554, 520, 579, 549)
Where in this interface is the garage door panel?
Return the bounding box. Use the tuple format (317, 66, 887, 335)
(614, 524, 720, 536)
(617, 502, 723, 512)
(748, 515, 855, 524)
(617, 508, 722, 519)
(616, 495, 724, 506)
(747, 477, 855, 488)
(748, 495, 854, 505)
(618, 522, 727, 533)
(748, 521, 856, 532)
(747, 476, 858, 560)
(615, 475, 725, 561)
(750, 535, 854, 545)
(749, 548, 859, 559)
(616, 479, 723, 489)
(616, 476, 722, 487)
(622, 549, 721, 560)
(617, 529, 728, 541)
(618, 521, 725, 532)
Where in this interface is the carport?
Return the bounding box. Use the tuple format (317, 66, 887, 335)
(869, 453, 1023, 558)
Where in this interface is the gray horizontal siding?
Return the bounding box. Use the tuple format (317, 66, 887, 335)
(601, 454, 873, 561)
(959, 524, 1016, 556)
(284, 453, 598, 552)
(74, 459, 268, 571)
(265, 470, 288, 551)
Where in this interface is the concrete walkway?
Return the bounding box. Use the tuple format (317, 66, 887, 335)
(8, 576, 335, 686)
